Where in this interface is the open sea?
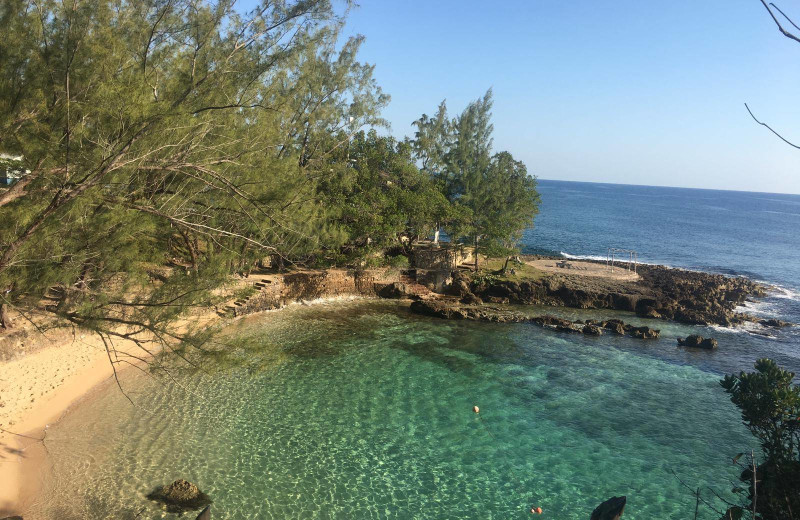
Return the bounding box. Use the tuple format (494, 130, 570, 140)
(26, 180, 800, 519)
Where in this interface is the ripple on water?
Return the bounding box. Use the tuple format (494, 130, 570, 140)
(30, 301, 755, 520)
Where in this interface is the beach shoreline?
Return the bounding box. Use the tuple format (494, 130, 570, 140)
(0, 292, 379, 517)
(0, 260, 787, 517)
(0, 329, 154, 517)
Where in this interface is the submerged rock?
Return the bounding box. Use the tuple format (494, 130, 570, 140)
(629, 326, 660, 339)
(582, 324, 603, 336)
(677, 335, 718, 349)
(759, 318, 791, 328)
(410, 300, 659, 341)
(147, 479, 211, 513)
(590, 496, 626, 520)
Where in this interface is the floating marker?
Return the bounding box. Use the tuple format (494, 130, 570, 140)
(530, 506, 542, 514)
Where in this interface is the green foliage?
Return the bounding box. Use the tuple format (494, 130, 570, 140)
(721, 358, 800, 520)
(385, 254, 410, 268)
(0, 0, 385, 346)
(318, 130, 452, 263)
(411, 90, 540, 264)
(721, 359, 800, 461)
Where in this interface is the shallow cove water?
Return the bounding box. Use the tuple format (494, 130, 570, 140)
(29, 300, 754, 520)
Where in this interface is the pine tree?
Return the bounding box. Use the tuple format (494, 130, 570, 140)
(0, 1, 386, 355)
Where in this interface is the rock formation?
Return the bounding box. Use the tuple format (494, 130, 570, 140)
(677, 335, 718, 349)
(468, 262, 769, 328)
(146, 479, 211, 513)
(409, 300, 660, 339)
(590, 496, 626, 520)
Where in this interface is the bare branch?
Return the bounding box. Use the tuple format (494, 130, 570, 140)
(761, 1, 800, 43)
(744, 103, 800, 149)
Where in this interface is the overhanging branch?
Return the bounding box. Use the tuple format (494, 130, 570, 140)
(745, 103, 800, 149)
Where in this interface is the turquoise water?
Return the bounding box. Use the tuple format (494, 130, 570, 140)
(29, 300, 753, 519)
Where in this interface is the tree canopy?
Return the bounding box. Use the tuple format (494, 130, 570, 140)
(0, 1, 540, 354)
(412, 90, 540, 269)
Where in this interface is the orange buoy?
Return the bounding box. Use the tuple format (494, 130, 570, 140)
(530, 506, 542, 514)
(473, 405, 480, 414)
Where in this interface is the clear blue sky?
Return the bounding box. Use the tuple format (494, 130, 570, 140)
(250, 0, 800, 193)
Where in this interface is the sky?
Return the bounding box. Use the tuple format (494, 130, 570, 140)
(247, 0, 800, 194)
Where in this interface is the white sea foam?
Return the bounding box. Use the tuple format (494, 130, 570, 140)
(735, 299, 778, 316)
(752, 281, 800, 302)
(559, 251, 662, 266)
(771, 286, 800, 301)
(709, 323, 780, 339)
(709, 324, 751, 335)
(559, 251, 609, 262)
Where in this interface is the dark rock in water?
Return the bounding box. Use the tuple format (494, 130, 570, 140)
(147, 479, 212, 513)
(629, 326, 660, 339)
(556, 324, 579, 334)
(531, 315, 574, 329)
(590, 496, 626, 520)
(196, 505, 211, 520)
(760, 318, 791, 328)
(677, 335, 717, 349)
(600, 320, 626, 335)
(410, 300, 662, 341)
(582, 324, 603, 336)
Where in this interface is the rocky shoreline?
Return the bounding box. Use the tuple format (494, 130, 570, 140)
(447, 259, 787, 329)
(409, 299, 662, 339)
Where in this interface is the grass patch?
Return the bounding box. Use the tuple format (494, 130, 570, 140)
(476, 257, 545, 283)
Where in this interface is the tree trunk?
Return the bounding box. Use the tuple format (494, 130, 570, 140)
(474, 237, 479, 272)
(502, 255, 511, 273)
(0, 302, 11, 330)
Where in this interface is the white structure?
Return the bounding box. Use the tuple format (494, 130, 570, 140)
(607, 247, 638, 274)
(0, 154, 27, 186)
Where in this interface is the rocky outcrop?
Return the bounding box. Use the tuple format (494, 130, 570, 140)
(469, 262, 769, 328)
(760, 318, 792, 328)
(378, 282, 421, 300)
(677, 335, 718, 349)
(409, 300, 660, 339)
(147, 479, 211, 513)
(590, 496, 626, 520)
(409, 300, 528, 323)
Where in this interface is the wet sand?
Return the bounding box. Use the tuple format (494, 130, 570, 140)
(0, 330, 150, 516)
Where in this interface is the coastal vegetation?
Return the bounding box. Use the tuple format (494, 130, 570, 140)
(721, 359, 800, 520)
(0, 0, 538, 346)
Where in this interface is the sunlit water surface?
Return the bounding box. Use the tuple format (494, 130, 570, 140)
(29, 300, 761, 520)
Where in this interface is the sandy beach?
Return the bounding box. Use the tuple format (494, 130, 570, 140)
(0, 325, 153, 517)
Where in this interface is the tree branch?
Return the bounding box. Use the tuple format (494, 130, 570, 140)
(761, 1, 800, 43)
(744, 103, 800, 149)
